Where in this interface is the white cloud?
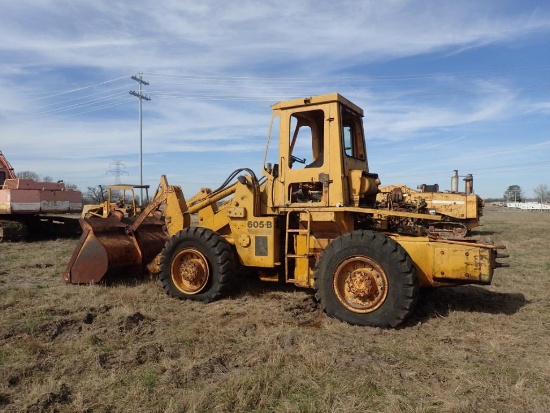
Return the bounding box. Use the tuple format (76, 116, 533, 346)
(526, 101, 550, 114)
(1, 1, 550, 197)
(364, 89, 516, 141)
(2, 1, 550, 73)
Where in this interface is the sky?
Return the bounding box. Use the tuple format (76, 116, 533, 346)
(1, 0, 550, 200)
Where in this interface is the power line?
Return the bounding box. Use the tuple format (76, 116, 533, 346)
(34, 84, 134, 109)
(11, 64, 550, 126)
(34, 98, 134, 121)
(20, 65, 550, 120)
(34, 91, 131, 117)
(29, 75, 132, 101)
(144, 65, 550, 82)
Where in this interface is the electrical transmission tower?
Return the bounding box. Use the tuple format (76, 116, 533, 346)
(130, 73, 151, 201)
(107, 161, 129, 184)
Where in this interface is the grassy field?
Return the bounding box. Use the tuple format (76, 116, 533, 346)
(1, 207, 549, 412)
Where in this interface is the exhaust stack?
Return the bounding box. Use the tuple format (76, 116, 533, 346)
(464, 174, 474, 195)
(451, 170, 459, 192)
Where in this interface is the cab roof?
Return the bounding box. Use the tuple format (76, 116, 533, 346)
(108, 184, 149, 191)
(270, 93, 363, 116)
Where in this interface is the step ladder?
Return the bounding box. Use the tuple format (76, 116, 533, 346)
(285, 209, 312, 282)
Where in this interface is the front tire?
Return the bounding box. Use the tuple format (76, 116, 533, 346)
(314, 230, 418, 328)
(159, 227, 235, 302)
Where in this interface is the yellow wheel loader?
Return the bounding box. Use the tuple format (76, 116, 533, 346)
(82, 184, 150, 219)
(63, 94, 508, 328)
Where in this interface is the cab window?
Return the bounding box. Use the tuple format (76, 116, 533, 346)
(289, 109, 325, 169)
(342, 109, 365, 161)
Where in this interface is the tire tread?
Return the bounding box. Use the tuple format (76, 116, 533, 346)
(314, 230, 418, 328)
(159, 227, 235, 302)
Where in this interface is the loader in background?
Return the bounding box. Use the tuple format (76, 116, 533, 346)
(64, 93, 508, 328)
(81, 184, 151, 219)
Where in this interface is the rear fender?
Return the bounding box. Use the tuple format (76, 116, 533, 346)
(391, 235, 508, 287)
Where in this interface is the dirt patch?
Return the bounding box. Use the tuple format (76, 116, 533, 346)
(26, 383, 71, 413)
(134, 343, 164, 365)
(0, 209, 549, 412)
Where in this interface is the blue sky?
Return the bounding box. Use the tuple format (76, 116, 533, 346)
(1, 0, 550, 199)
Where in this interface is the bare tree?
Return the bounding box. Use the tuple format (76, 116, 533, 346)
(86, 185, 108, 203)
(534, 184, 549, 204)
(42, 175, 53, 182)
(16, 170, 40, 180)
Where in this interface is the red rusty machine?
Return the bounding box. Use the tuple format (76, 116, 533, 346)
(0, 151, 82, 241)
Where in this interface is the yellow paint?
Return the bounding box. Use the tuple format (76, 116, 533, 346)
(391, 235, 495, 287)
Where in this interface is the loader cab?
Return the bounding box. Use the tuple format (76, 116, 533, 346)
(262, 93, 376, 210)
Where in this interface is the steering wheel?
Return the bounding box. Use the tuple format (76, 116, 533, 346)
(289, 155, 306, 165)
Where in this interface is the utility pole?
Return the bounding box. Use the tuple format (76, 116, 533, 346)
(507, 188, 519, 206)
(130, 73, 151, 204)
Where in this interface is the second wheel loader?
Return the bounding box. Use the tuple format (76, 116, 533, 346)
(64, 93, 508, 328)
(81, 183, 151, 219)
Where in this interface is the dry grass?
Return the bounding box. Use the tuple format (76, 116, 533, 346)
(1, 206, 549, 412)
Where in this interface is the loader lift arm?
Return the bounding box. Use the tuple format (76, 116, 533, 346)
(129, 175, 190, 235)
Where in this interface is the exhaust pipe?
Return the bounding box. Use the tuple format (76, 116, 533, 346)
(464, 174, 474, 195)
(451, 170, 459, 192)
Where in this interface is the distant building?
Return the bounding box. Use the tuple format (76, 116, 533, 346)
(506, 202, 550, 210)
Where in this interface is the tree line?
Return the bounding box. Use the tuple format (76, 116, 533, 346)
(504, 184, 549, 203)
(15, 170, 78, 190)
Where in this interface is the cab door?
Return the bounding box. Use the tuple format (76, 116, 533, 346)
(279, 105, 331, 207)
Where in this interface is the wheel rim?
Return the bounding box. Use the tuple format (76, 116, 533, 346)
(171, 248, 210, 294)
(333, 256, 389, 313)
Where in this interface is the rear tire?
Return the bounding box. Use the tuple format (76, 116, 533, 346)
(159, 227, 235, 302)
(314, 230, 418, 328)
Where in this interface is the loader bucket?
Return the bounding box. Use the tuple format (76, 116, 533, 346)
(63, 216, 168, 284)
